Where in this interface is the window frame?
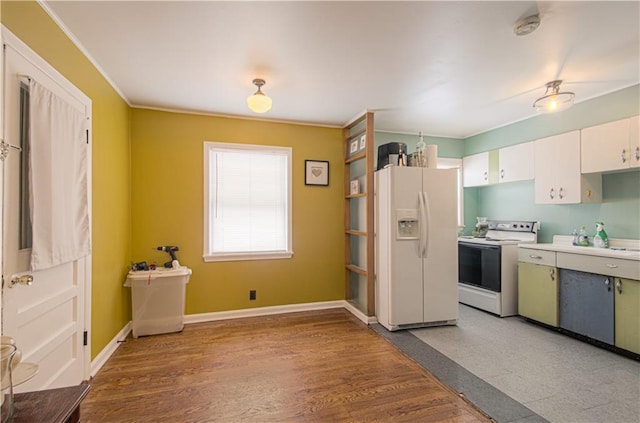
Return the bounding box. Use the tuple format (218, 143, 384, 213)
(203, 141, 293, 262)
(437, 158, 464, 228)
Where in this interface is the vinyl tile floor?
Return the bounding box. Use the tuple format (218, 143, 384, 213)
(407, 304, 640, 423)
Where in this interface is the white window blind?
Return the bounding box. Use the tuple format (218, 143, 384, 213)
(204, 142, 292, 261)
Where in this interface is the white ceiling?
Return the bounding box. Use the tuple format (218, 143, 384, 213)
(43, 1, 639, 139)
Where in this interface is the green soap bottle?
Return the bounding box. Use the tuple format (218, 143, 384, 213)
(593, 221, 609, 248)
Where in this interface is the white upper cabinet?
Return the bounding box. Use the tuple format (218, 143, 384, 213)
(631, 115, 640, 168)
(581, 116, 640, 173)
(534, 131, 601, 204)
(463, 152, 489, 187)
(498, 142, 534, 183)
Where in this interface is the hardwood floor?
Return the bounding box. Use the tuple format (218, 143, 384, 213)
(81, 309, 492, 422)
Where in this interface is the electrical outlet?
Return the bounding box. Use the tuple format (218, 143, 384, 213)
(249, 290, 256, 300)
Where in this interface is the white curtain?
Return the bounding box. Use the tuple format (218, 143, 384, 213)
(29, 79, 89, 271)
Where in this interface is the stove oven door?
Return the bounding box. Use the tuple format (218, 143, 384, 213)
(458, 242, 502, 292)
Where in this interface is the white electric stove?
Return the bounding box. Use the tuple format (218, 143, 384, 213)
(458, 220, 539, 316)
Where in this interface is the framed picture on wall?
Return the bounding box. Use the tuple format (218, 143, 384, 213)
(350, 179, 360, 195)
(359, 134, 366, 150)
(349, 140, 358, 154)
(305, 160, 329, 186)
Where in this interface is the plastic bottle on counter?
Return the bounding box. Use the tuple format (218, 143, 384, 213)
(593, 221, 609, 248)
(578, 226, 590, 246)
(571, 229, 579, 246)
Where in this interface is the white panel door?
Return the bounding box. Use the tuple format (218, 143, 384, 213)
(421, 168, 458, 323)
(2, 30, 91, 392)
(388, 167, 423, 326)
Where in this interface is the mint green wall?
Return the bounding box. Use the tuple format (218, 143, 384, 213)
(464, 84, 640, 243)
(464, 85, 640, 155)
(374, 131, 464, 158)
(467, 173, 640, 243)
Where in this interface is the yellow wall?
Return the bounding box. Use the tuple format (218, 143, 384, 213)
(1, 1, 132, 359)
(2, 1, 345, 361)
(130, 109, 345, 313)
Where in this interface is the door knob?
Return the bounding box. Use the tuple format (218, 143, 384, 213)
(9, 274, 33, 288)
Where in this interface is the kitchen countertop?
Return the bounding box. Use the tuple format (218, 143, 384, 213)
(519, 236, 640, 261)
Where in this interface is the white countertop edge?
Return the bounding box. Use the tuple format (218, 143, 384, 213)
(519, 236, 640, 261)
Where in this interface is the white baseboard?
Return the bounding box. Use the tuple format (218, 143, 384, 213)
(91, 301, 376, 377)
(184, 300, 346, 324)
(90, 321, 131, 378)
(343, 301, 378, 325)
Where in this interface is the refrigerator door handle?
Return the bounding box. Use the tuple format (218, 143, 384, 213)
(422, 191, 430, 258)
(418, 192, 425, 257)
(418, 191, 428, 257)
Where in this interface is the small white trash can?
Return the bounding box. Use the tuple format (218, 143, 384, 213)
(124, 267, 192, 338)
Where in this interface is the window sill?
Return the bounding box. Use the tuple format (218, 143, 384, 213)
(203, 251, 294, 262)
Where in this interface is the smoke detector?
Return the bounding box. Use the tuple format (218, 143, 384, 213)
(513, 14, 540, 36)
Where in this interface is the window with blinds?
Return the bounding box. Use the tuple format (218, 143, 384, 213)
(203, 142, 293, 262)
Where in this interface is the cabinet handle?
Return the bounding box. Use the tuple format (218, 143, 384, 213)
(635, 147, 640, 161)
(616, 279, 622, 294)
(549, 268, 555, 281)
(606, 264, 618, 269)
(549, 188, 555, 199)
(621, 149, 627, 163)
(558, 187, 565, 199)
(500, 169, 505, 179)
(483, 171, 488, 181)
(529, 254, 543, 259)
(604, 277, 611, 291)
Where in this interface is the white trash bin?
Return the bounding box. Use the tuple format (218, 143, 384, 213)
(124, 266, 192, 338)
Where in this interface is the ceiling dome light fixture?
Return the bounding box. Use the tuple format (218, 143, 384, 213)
(247, 78, 272, 113)
(533, 80, 575, 113)
(513, 14, 540, 36)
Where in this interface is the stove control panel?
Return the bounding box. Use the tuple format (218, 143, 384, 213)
(488, 220, 538, 233)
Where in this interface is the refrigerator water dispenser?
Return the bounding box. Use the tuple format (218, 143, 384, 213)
(396, 209, 419, 239)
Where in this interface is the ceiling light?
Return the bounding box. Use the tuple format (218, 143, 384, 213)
(533, 80, 575, 113)
(513, 14, 540, 36)
(247, 78, 272, 113)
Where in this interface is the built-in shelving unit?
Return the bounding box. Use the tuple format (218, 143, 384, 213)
(343, 112, 374, 316)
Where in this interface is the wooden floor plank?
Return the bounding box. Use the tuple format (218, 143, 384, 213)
(81, 309, 493, 422)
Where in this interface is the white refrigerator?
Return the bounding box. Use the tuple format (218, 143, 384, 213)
(375, 166, 458, 331)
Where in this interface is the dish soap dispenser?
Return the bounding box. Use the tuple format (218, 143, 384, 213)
(593, 221, 609, 248)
